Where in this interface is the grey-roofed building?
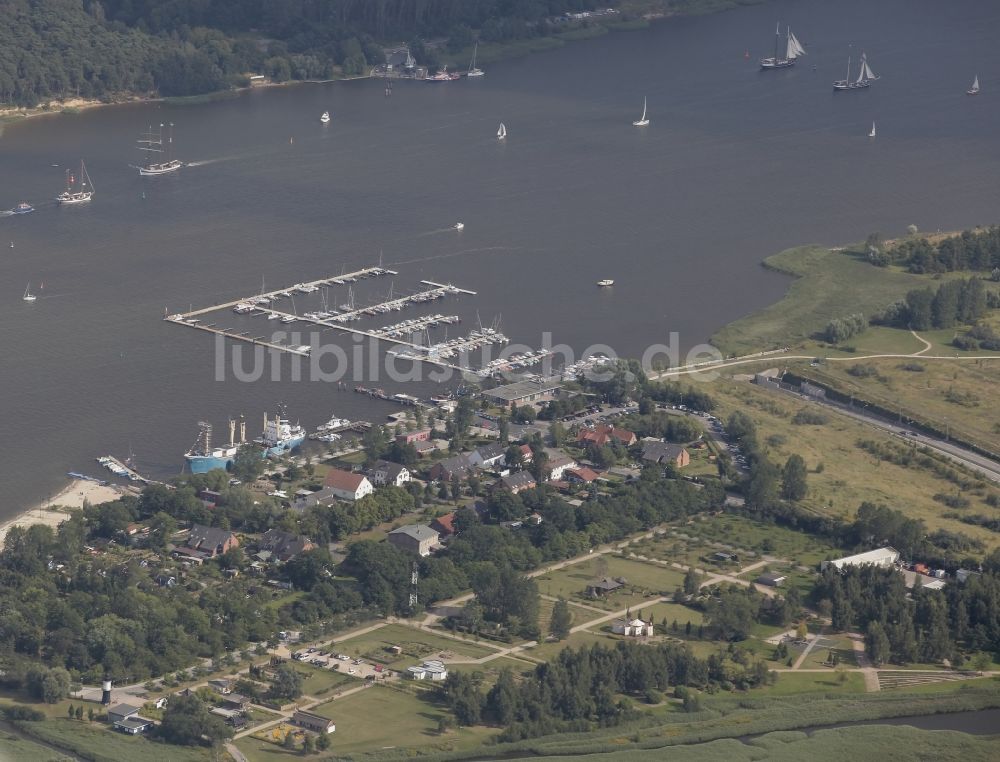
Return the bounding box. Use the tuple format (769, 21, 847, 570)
(499, 470, 537, 494)
(365, 460, 411, 488)
(429, 453, 473, 481)
(183, 524, 239, 558)
(258, 529, 315, 562)
(640, 440, 690, 468)
(107, 703, 141, 725)
(586, 577, 624, 597)
(388, 524, 440, 556)
(482, 379, 562, 405)
(755, 571, 787, 587)
(470, 443, 506, 468)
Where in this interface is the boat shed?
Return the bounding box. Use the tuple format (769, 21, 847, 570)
(482, 379, 563, 405)
(821, 547, 900, 572)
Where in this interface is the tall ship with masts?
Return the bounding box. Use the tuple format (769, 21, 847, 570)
(833, 52, 879, 91)
(136, 123, 183, 175)
(55, 160, 94, 204)
(759, 23, 806, 69)
(184, 417, 246, 473)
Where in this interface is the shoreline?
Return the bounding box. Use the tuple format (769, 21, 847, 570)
(0, 478, 125, 544)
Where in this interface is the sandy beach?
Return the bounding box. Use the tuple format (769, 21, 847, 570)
(0, 478, 125, 545)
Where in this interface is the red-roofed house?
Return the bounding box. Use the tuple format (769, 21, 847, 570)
(565, 466, 601, 484)
(431, 512, 457, 538)
(577, 424, 636, 448)
(323, 469, 374, 501)
(519, 444, 534, 463)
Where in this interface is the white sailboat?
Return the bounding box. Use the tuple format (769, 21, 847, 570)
(467, 42, 484, 77)
(632, 97, 649, 127)
(497, 122, 507, 140)
(967, 75, 980, 95)
(833, 52, 879, 91)
(55, 160, 94, 204)
(869, 121, 876, 138)
(23, 283, 36, 302)
(760, 23, 806, 69)
(137, 123, 183, 175)
(320, 111, 331, 123)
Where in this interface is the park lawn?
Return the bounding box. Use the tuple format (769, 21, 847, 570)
(523, 629, 618, 662)
(0, 728, 63, 760)
(333, 623, 498, 667)
(643, 601, 704, 630)
(538, 596, 603, 638)
(709, 243, 975, 356)
(535, 556, 685, 611)
(306, 684, 496, 754)
(801, 634, 859, 669)
(795, 354, 1000, 456)
(12, 718, 211, 762)
(750, 671, 867, 696)
(294, 662, 358, 697)
(703, 378, 1000, 549)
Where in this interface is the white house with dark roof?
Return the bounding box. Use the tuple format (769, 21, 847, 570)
(470, 443, 506, 469)
(387, 524, 439, 556)
(407, 659, 448, 680)
(611, 617, 654, 637)
(365, 460, 411, 488)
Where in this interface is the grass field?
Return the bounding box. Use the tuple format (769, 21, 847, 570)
(12, 718, 212, 762)
(0, 728, 73, 761)
(293, 662, 359, 696)
(750, 671, 867, 696)
(704, 378, 999, 548)
(524, 629, 618, 662)
(304, 685, 495, 754)
(534, 556, 685, 610)
(333, 623, 497, 666)
(797, 355, 1000, 457)
(709, 244, 976, 356)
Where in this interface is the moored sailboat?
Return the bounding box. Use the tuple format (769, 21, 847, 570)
(137, 123, 183, 175)
(467, 42, 484, 77)
(967, 75, 980, 95)
(55, 160, 94, 204)
(632, 97, 649, 127)
(760, 23, 806, 69)
(833, 52, 879, 91)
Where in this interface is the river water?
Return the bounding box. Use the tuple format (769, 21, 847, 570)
(1, 0, 999, 515)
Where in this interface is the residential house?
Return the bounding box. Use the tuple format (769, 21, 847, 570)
(387, 524, 440, 556)
(208, 679, 234, 695)
(396, 428, 432, 444)
(177, 524, 239, 560)
(221, 694, 251, 711)
(107, 703, 141, 725)
(116, 716, 153, 735)
(413, 439, 439, 458)
(544, 455, 578, 482)
(519, 443, 534, 463)
(154, 572, 177, 588)
(578, 424, 637, 448)
(755, 571, 787, 587)
(611, 617, 654, 637)
(640, 440, 691, 468)
(468, 443, 505, 469)
(429, 454, 473, 481)
(323, 469, 374, 501)
(586, 577, 624, 597)
(293, 710, 336, 734)
(365, 460, 411, 488)
(565, 466, 600, 484)
(406, 659, 449, 680)
(430, 512, 457, 538)
(258, 529, 316, 563)
(499, 470, 537, 494)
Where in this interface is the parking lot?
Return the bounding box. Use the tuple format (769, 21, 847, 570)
(293, 648, 393, 681)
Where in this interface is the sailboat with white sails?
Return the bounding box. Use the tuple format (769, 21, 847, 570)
(833, 52, 879, 91)
(759, 23, 806, 69)
(869, 121, 876, 138)
(632, 97, 649, 127)
(497, 122, 507, 140)
(22, 283, 36, 302)
(967, 75, 980, 95)
(136, 123, 183, 175)
(55, 160, 94, 204)
(467, 42, 484, 77)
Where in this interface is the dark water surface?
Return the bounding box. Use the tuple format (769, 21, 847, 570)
(2, 0, 999, 514)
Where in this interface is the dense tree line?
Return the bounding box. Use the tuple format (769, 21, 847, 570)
(2, 0, 612, 107)
(872, 278, 989, 332)
(887, 226, 1000, 274)
(440, 639, 771, 739)
(823, 313, 867, 344)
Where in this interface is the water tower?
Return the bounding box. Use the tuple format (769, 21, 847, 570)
(101, 679, 112, 706)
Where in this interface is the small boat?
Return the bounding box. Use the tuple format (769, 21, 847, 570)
(597, 279, 614, 287)
(424, 66, 460, 82)
(760, 23, 806, 70)
(468, 42, 485, 77)
(833, 52, 878, 91)
(868, 121, 876, 138)
(23, 283, 37, 302)
(497, 122, 507, 140)
(320, 111, 330, 123)
(137, 123, 183, 175)
(454, 222, 464, 231)
(55, 160, 94, 204)
(12, 202, 34, 214)
(967, 75, 980, 95)
(633, 96, 649, 127)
